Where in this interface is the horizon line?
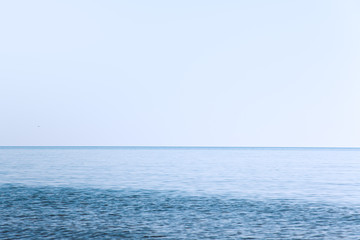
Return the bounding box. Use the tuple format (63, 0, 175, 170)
(0, 146, 359, 149)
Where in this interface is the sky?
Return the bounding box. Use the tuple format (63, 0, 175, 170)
(1, 0, 360, 147)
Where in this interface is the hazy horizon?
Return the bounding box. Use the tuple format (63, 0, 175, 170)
(1, 146, 360, 149)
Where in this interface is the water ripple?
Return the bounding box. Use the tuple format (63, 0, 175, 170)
(1, 185, 360, 239)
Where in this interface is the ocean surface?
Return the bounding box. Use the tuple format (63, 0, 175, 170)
(1, 147, 360, 239)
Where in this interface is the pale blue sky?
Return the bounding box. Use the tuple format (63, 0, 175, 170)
(1, 0, 359, 147)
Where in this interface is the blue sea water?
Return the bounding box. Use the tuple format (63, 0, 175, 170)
(1, 147, 360, 239)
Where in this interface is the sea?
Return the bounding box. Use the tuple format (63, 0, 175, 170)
(1, 146, 360, 239)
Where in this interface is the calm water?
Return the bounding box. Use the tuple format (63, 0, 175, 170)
(1, 147, 360, 239)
